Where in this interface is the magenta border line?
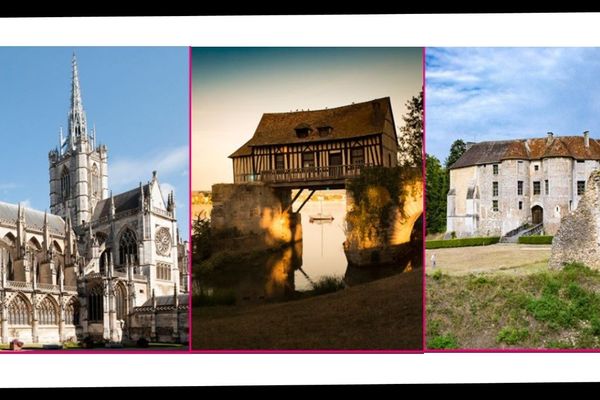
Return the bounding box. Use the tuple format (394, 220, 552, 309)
(188, 47, 426, 354)
(421, 47, 427, 353)
(188, 45, 193, 353)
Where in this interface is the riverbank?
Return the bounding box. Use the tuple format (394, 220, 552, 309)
(193, 269, 423, 350)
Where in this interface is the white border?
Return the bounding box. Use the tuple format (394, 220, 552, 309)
(2, 14, 600, 387)
(1, 14, 600, 46)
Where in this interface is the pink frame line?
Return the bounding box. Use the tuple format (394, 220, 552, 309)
(188, 47, 426, 354)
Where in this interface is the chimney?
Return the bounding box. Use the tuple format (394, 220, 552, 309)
(584, 130, 590, 148)
(547, 132, 554, 144)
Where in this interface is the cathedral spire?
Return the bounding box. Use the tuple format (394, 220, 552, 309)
(68, 53, 88, 139)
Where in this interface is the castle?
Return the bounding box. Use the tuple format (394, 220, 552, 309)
(447, 132, 600, 238)
(0, 55, 189, 345)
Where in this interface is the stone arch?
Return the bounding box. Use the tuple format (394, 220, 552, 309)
(532, 204, 544, 225)
(51, 240, 63, 254)
(27, 237, 42, 251)
(2, 232, 16, 247)
(118, 227, 138, 267)
(64, 296, 80, 326)
(38, 295, 59, 326)
(99, 248, 112, 275)
(8, 293, 31, 325)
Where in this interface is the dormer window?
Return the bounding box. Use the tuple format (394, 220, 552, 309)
(317, 126, 333, 136)
(294, 123, 311, 138)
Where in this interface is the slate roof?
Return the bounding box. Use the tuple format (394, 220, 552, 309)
(450, 135, 600, 169)
(92, 184, 150, 220)
(0, 201, 64, 234)
(230, 97, 394, 158)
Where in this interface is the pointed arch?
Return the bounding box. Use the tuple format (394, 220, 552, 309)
(61, 166, 71, 200)
(27, 237, 42, 251)
(8, 293, 31, 325)
(87, 282, 104, 323)
(99, 248, 111, 275)
(118, 228, 138, 266)
(115, 282, 127, 320)
(65, 297, 80, 325)
(38, 296, 59, 325)
(51, 240, 63, 254)
(2, 232, 16, 247)
(91, 163, 100, 197)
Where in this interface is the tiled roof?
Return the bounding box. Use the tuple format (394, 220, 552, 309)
(0, 201, 64, 235)
(450, 135, 600, 169)
(92, 184, 149, 220)
(230, 97, 394, 158)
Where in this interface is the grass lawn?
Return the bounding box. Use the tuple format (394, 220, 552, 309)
(193, 270, 423, 350)
(427, 263, 600, 349)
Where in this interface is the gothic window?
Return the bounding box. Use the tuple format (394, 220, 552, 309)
(517, 181, 523, 196)
(61, 167, 71, 200)
(492, 182, 499, 197)
(157, 262, 172, 281)
(38, 297, 58, 325)
(91, 164, 100, 197)
(119, 229, 138, 266)
(87, 284, 103, 323)
(99, 249, 111, 275)
(115, 284, 127, 320)
(65, 298, 80, 325)
(533, 181, 541, 195)
(8, 295, 30, 325)
(578, 180, 585, 196)
(351, 147, 364, 165)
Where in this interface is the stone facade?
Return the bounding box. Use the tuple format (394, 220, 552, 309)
(0, 55, 189, 346)
(211, 182, 302, 249)
(549, 170, 600, 269)
(448, 133, 600, 237)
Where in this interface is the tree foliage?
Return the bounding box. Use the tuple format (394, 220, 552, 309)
(444, 139, 467, 169)
(398, 90, 423, 168)
(426, 154, 448, 234)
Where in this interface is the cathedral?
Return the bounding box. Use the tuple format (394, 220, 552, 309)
(0, 55, 189, 346)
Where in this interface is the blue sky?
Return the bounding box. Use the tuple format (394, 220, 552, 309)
(0, 47, 189, 238)
(192, 47, 422, 190)
(426, 48, 600, 162)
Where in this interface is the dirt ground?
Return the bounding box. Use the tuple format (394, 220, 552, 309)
(193, 270, 423, 350)
(426, 243, 551, 276)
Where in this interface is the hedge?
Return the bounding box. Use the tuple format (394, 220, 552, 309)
(426, 237, 500, 249)
(518, 235, 554, 245)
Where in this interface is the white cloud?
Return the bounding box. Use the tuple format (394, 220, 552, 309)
(109, 146, 188, 190)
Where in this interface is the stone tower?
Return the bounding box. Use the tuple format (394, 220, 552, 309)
(49, 54, 109, 227)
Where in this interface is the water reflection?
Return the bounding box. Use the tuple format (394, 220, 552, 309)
(200, 199, 419, 304)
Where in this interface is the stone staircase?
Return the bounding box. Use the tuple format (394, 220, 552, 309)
(500, 223, 543, 243)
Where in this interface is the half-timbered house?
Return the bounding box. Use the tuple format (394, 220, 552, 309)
(230, 97, 399, 189)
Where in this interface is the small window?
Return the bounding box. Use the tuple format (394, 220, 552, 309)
(275, 154, 285, 170)
(533, 181, 541, 195)
(317, 126, 332, 136)
(492, 181, 498, 197)
(517, 181, 523, 195)
(302, 152, 315, 168)
(518, 201, 523, 210)
(578, 180, 585, 195)
(577, 160, 585, 164)
(492, 200, 499, 212)
(493, 164, 499, 175)
(545, 180, 549, 195)
(534, 164, 539, 171)
(351, 148, 364, 165)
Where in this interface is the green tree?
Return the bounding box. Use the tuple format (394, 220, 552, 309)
(426, 154, 447, 234)
(398, 90, 423, 168)
(444, 139, 467, 169)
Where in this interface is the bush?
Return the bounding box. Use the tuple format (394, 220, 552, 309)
(426, 237, 500, 249)
(496, 327, 529, 345)
(312, 276, 346, 295)
(136, 337, 150, 348)
(518, 235, 553, 245)
(192, 288, 236, 307)
(428, 335, 459, 349)
(431, 269, 443, 281)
